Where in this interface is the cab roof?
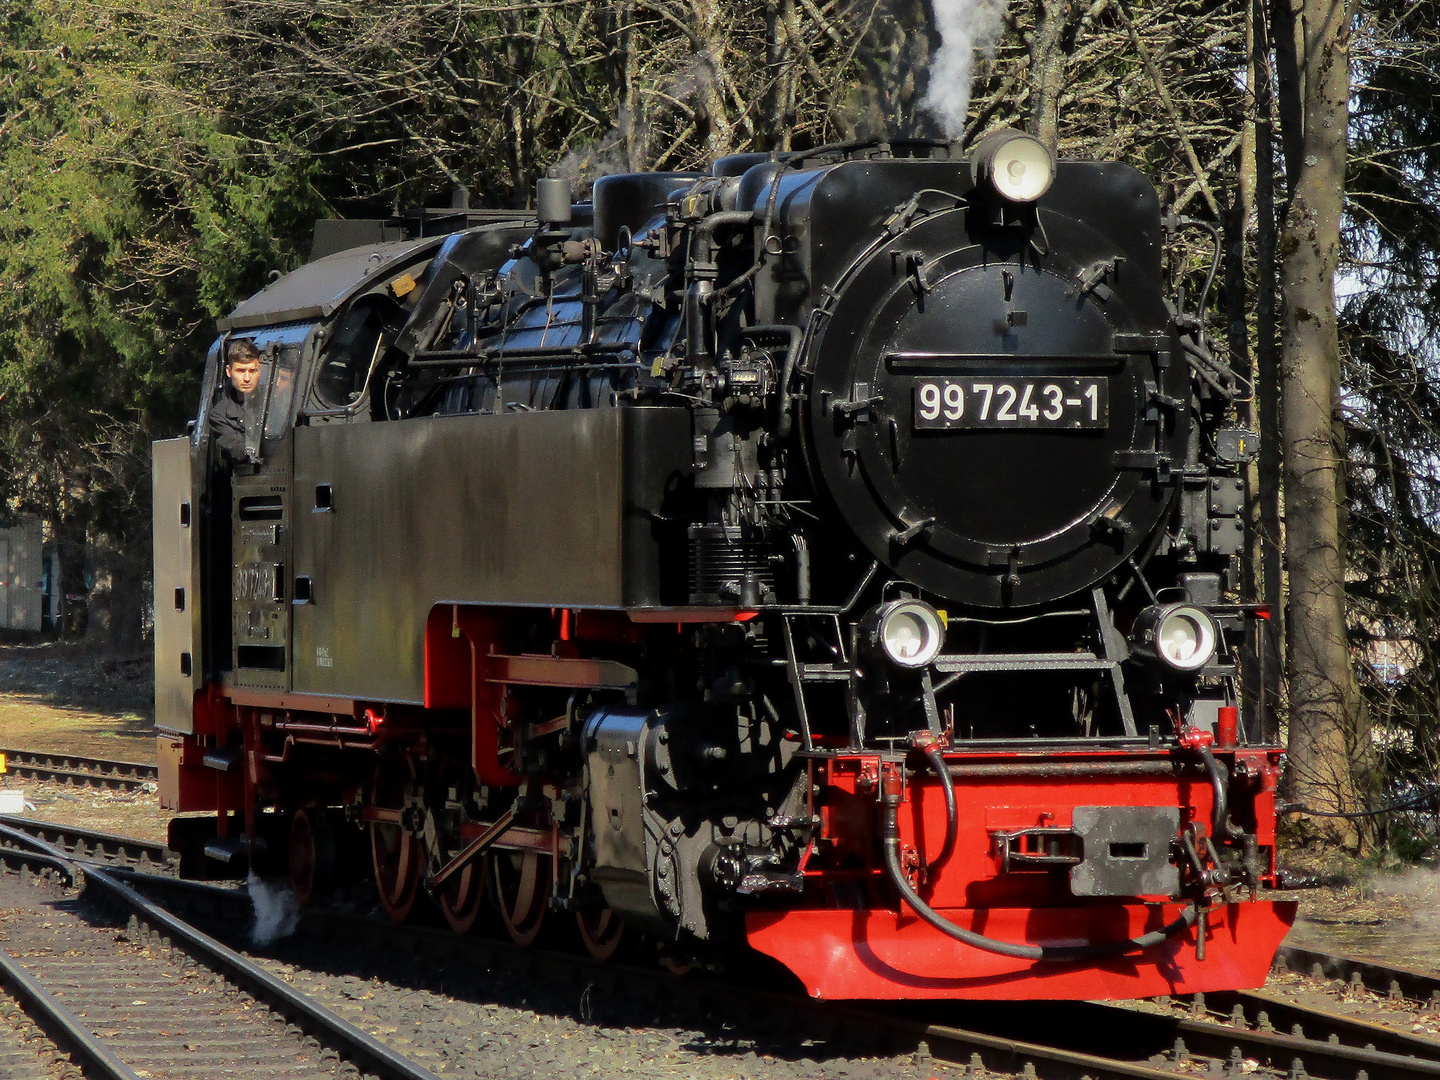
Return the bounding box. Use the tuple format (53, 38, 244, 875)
(217, 236, 446, 332)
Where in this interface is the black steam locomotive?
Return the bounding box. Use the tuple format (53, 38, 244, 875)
(153, 132, 1293, 999)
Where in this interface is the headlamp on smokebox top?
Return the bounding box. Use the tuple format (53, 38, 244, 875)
(970, 128, 1055, 204)
(860, 600, 946, 669)
(1130, 603, 1219, 672)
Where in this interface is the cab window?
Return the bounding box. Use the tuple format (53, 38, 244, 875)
(313, 297, 397, 409)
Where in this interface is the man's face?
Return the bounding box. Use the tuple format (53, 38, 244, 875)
(227, 358, 262, 395)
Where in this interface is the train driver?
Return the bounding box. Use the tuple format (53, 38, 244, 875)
(210, 338, 262, 468)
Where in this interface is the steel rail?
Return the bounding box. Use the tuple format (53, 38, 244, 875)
(98, 860, 1191, 1080)
(0, 838, 139, 1078)
(1095, 1000, 1440, 1080)
(0, 948, 142, 1080)
(0, 824, 445, 1080)
(0, 814, 171, 869)
(836, 1006, 1190, 1080)
(1214, 987, 1440, 1059)
(1274, 943, 1440, 1007)
(107, 867, 1244, 1080)
(0, 747, 158, 792)
(109, 858, 1440, 1080)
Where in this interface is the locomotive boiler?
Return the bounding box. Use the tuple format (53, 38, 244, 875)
(152, 131, 1295, 1000)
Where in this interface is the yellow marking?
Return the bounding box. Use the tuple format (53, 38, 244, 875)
(389, 273, 418, 298)
(0, 752, 7, 774)
(937, 610, 948, 627)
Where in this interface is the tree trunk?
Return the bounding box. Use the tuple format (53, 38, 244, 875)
(1271, 0, 1305, 194)
(607, 1, 644, 170)
(1275, 0, 1358, 827)
(1254, 0, 1285, 744)
(688, 0, 734, 158)
(53, 511, 89, 640)
(1029, 0, 1071, 151)
(764, 0, 799, 150)
(1226, 107, 1259, 736)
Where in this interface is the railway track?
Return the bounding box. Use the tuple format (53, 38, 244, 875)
(110, 868, 1440, 1080)
(7, 816, 1440, 1080)
(0, 825, 443, 1080)
(0, 747, 158, 792)
(929, 992, 1440, 1080)
(0, 813, 173, 873)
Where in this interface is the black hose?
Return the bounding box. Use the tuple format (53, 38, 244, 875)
(918, 742, 957, 874)
(880, 788, 1199, 961)
(1196, 744, 1239, 841)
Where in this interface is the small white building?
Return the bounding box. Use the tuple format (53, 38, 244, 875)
(0, 516, 43, 632)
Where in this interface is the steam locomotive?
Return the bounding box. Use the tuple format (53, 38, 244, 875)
(153, 132, 1295, 1000)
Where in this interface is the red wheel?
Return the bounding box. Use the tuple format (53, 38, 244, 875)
(369, 759, 421, 924)
(422, 754, 486, 934)
(491, 851, 548, 946)
(437, 857, 485, 933)
(576, 907, 624, 961)
(288, 808, 335, 907)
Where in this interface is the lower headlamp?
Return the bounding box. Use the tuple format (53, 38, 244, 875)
(1130, 604, 1218, 672)
(862, 600, 945, 669)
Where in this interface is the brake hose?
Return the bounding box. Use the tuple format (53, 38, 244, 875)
(880, 773, 1200, 961)
(912, 736, 957, 874)
(1196, 742, 1240, 842)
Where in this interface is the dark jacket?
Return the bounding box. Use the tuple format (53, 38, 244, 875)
(209, 385, 249, 468)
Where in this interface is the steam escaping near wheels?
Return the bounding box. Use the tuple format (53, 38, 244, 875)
(248, 874, 300, 947)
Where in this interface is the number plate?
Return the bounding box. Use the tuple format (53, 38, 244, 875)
(913, 377, 1109, 430)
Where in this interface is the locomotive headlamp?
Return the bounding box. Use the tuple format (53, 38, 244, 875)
(1131, 604, 1218, 672)
(970, 129, 1055, 203)
(863, 599, 946, 669)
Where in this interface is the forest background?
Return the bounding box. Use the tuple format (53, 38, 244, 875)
(0, 0, 1436, 847)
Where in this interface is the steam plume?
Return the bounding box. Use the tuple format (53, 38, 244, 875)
(247, 874, 300, 947)
(923, 0, 1008, 139)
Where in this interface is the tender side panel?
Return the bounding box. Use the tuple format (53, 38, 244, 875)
(152, 437, 202, 734)
(289, 407, 690, 703)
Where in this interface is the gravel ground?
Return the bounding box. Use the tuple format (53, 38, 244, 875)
(243, 925, 939, 1080)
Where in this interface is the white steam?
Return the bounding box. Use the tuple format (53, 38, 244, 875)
(247, 874, 300, 947)
(549, 111, 647, 185)
(923, 0, 1009, 139)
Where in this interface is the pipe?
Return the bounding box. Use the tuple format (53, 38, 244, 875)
(685, 209, 755, 368)
(916, 739, 957, 874)
(1196, 743, 1241, 841)
(737, 322, 804, 438)
(791, 531, 811, 604)
(879, 773, 1199, 961)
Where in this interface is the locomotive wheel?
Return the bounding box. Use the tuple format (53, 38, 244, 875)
(288, 807, 335, 907)
(576, 907, 624, 961)
(490, 851, 548, 946)
(369, 760, 421, 924)
(421, 754, 487, 933)
(437, 858, 485, 934)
